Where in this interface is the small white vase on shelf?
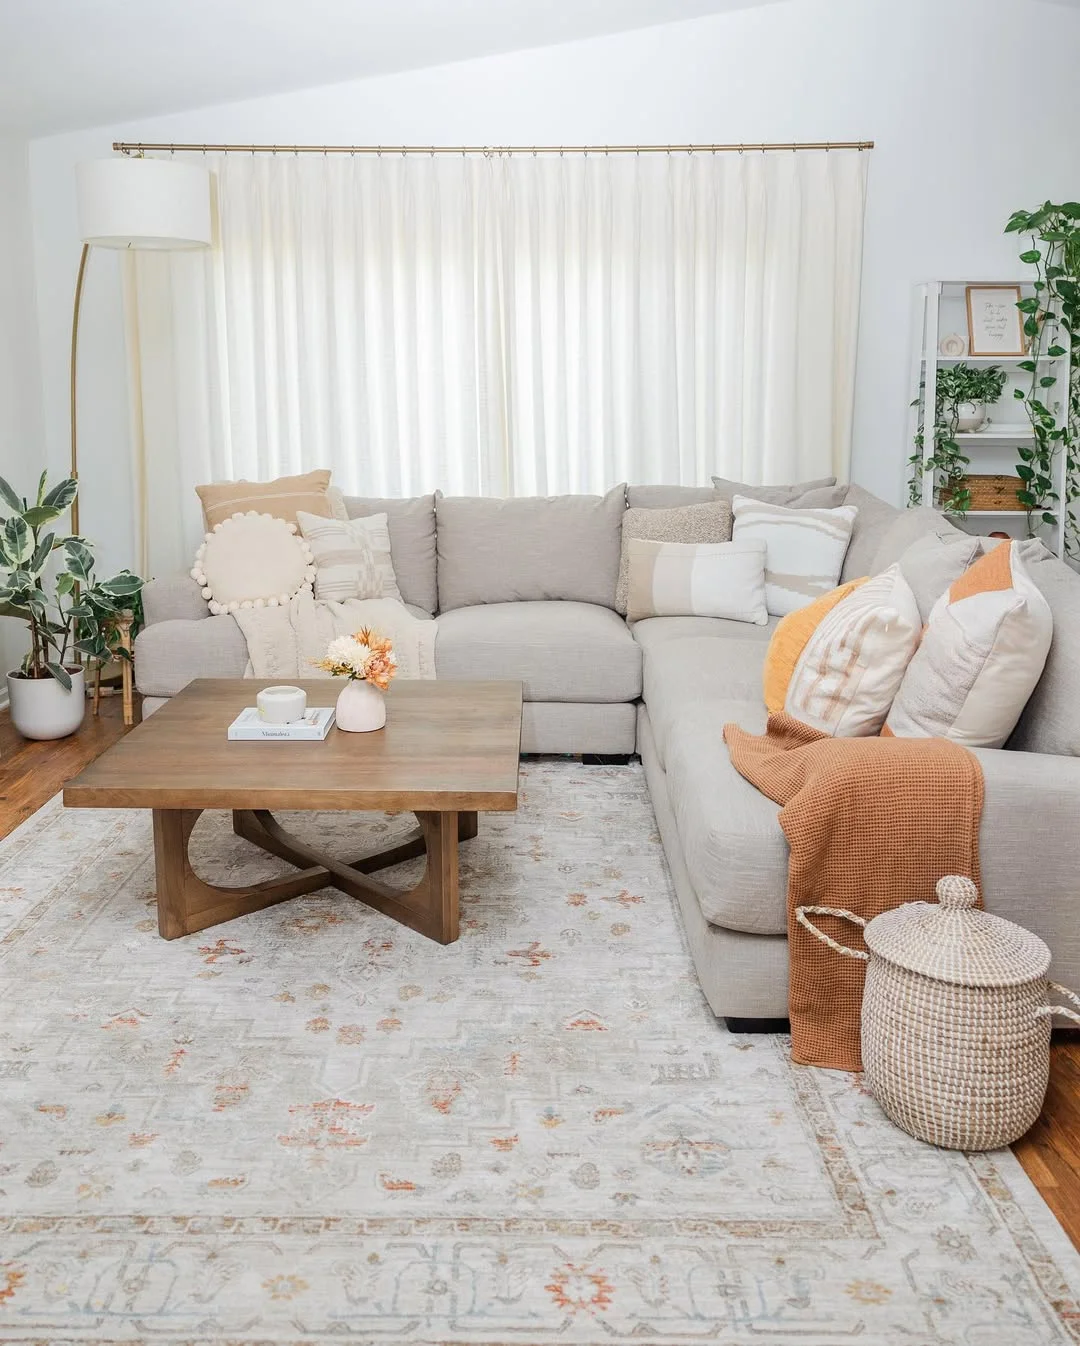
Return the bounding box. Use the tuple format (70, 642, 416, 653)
(335, 678, 386, 733)
(955, 399, 987, 433)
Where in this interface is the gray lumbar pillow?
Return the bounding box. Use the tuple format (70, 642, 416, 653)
(896, 530, 1000, 622)
(710, 475, 843, 507)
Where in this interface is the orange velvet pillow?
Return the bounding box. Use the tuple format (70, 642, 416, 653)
(762, 577, 868, 714)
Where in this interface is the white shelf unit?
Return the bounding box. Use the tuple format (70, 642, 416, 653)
(908, 281, 1071, 556)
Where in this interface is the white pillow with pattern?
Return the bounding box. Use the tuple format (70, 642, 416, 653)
(732, 494, 858, 617)
(296, 510, 388, 603)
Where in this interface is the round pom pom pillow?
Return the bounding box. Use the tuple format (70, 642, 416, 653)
(191, 511, 316, 616)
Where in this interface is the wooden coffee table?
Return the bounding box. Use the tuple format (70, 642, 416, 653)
(64, 679, 522, 944)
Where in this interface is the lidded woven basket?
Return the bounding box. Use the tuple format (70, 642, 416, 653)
(797, 876, 1080, 1151)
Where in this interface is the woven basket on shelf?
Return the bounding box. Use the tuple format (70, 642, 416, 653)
(796, 877, 1080, 1151)
(950, 474, 1026, 512)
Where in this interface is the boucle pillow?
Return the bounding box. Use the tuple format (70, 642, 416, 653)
(196, 470, 335, 531)
(764, 577, 868, 714)
(297, 510, 398, 603)
(616, 500, 732, 615)
(191, 512, 315, 615)
(625, 537, 768, 624)
(783, 564, 922, 737)
(884, 540, 1053, 749)
(732, 495, 858, 616)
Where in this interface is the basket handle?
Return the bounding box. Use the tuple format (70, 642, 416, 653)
(1035, 981, 1080, 1026)
(794, 906, 869, 961)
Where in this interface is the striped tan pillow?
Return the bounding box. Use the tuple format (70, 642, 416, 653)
(296, 511, 384, 603)
(626, 537, 768, 624)
(732, 494, 858, 616)
(196, 470, 335, 531)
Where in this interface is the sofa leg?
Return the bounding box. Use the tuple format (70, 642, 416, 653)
(581, 753, 634, 766)
(724, 1017, 791, 1034)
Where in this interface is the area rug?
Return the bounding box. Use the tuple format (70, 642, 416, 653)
(1, 762, 1079, 1344)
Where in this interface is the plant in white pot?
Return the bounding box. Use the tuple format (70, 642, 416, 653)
(0, 474, 144, 740)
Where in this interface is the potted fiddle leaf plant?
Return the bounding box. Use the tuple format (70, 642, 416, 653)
(0, 473, 144, 740)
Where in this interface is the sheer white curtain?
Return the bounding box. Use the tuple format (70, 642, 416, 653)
(125, 148, 868, 574)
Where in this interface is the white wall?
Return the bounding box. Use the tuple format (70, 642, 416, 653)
(0, 136, 45, 678)
(25, 0, 1080, 576)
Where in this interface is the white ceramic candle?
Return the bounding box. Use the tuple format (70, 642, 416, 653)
(256, 685, 307, 724)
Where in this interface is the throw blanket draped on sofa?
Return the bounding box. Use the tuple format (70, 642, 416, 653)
(723, 713, 984, 1071)
(234, 593, 437, 681)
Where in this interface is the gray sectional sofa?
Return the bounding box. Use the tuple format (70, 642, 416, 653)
(135, 481, 1080, 1021)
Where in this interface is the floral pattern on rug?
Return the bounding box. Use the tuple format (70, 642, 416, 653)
(0, 761, 1078, 1344)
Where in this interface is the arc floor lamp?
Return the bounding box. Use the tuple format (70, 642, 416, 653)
(72, 154, 212, 722)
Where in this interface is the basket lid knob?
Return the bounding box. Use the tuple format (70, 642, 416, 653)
(936, 875, 979, 910)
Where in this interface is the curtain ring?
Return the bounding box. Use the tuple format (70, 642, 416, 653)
(169, 144, 175, 156)
(738, 144, 744, 154)
(377, 146, 382, 157)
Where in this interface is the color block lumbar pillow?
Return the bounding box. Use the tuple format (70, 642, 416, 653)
(732, 495, 858, 617)
(196, 469, 335, 531)
(616, 499, 732, 615)
(625, 537, 768, 624)
(782, 564, 922, 737)
(763, 576, 868, 714)
(884, 540, 1053, 749)
(296, 510, 395, 603)
(192, 512, 316, 615)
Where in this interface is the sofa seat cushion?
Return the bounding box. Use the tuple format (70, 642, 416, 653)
(435, 601, 641, 703)
(631, 614, 779, 652)
(133, 616, 249, 697)
(663, 700, 789, 935)
(640, 633, 769, 769)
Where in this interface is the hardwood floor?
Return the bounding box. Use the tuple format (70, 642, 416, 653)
(2, 695, 1078, 1247)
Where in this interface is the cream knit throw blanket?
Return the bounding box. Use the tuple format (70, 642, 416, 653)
(233, 592, 437, 682)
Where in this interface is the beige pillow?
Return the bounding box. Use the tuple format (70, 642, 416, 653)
(196, 470, 335, 531)
(783, 564, 921, 737)
(192, 513, 315, 615)
(626, 537, 768, 624)
(732, 494, 858, 616)
(885, 540, 1053, 749)
(296, 510, 382, 603)
(616, 500, 732, 615)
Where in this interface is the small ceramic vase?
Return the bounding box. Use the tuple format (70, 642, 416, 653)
(955, 399, 987, 433)
(335, 678, 386, 732)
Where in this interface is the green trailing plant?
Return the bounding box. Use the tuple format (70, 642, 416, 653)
(1006, 201, 1080, 555)
(0, 473, 145, 690)
(908, 363, 1008, 515)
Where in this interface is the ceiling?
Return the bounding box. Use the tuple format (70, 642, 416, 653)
(0, 0, 784, 138)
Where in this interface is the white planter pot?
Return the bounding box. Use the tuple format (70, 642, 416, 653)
(335, 678, 386, 733)
(955, 399, 987, 433)
(7, 668, 86, 740)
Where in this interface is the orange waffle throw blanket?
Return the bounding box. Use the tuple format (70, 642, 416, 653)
(723, 713, 983, 1071)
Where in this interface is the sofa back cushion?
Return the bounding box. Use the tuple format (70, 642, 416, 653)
(870, 506, 962, 573)
(839, 484, 901, 581)
(627, 484, 719, 509)
(1009, 543, 1080, 756)
(436, 486, 626, 612)
(343, 494, 437, 614)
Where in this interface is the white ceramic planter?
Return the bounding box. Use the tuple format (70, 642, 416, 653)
(7, 668, 86, 740)
(335, 678, 386, 732)
(955, 399, 987, 433)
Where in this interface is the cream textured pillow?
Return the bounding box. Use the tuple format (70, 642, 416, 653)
(297, 510, 397, 603)
(196, 470, 335, 531)
(626, 537, 768, 624)
(192, 512, 315, 615)
(732, 494, 858, 616)
(884, 540, 1053, 749)
(783, 564, 921, 737)
(616, 500, 732, 615)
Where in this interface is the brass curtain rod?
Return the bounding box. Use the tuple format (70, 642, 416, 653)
(113, 140, 873, 157)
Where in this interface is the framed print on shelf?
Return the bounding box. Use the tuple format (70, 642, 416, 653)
(965, 284, 1026, 357)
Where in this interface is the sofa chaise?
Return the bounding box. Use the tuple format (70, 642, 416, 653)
(136, 481, 1080, 1022)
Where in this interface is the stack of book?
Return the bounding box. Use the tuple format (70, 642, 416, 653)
(227, 707, 336, 741)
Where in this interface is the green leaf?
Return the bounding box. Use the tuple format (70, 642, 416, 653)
(1043, 512, 1059, 525)
(1047, 345, 1067, 358)
(1019, 249, 1042, 264)
(22, 505, 64, 529)
(1018, 360, 1037, 372)
(1040, 376, 1058, 388)
(62, 538, 94, 582)
(1014, 387, 1027, 399)
(45, 662, 73, 692)
(2, 515, 31, 564)
(97, 571, 143, 599)
(1017, 465, 1035, 480)
(41, 478, 78, 513)
(1017, 297, 1041, 313)
(1024, 317, 1040, 337)
(28, 532, 54, 576)
(1018, 490, 1038, 507)
(35, 469, 47, 507)
(55, 571, 75, 596)
(0, 476, 24, 515)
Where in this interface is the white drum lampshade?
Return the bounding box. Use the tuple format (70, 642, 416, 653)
(76, 156, 212, 250)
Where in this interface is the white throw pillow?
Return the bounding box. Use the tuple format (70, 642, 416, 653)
(297, 510, 384, 603)
(732, 494, 858, 616)
(784, 564, 922, 737)
(192, 512, 315, 615)
(625, 537, 768, 624)
(885, 540, 1053, 749)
